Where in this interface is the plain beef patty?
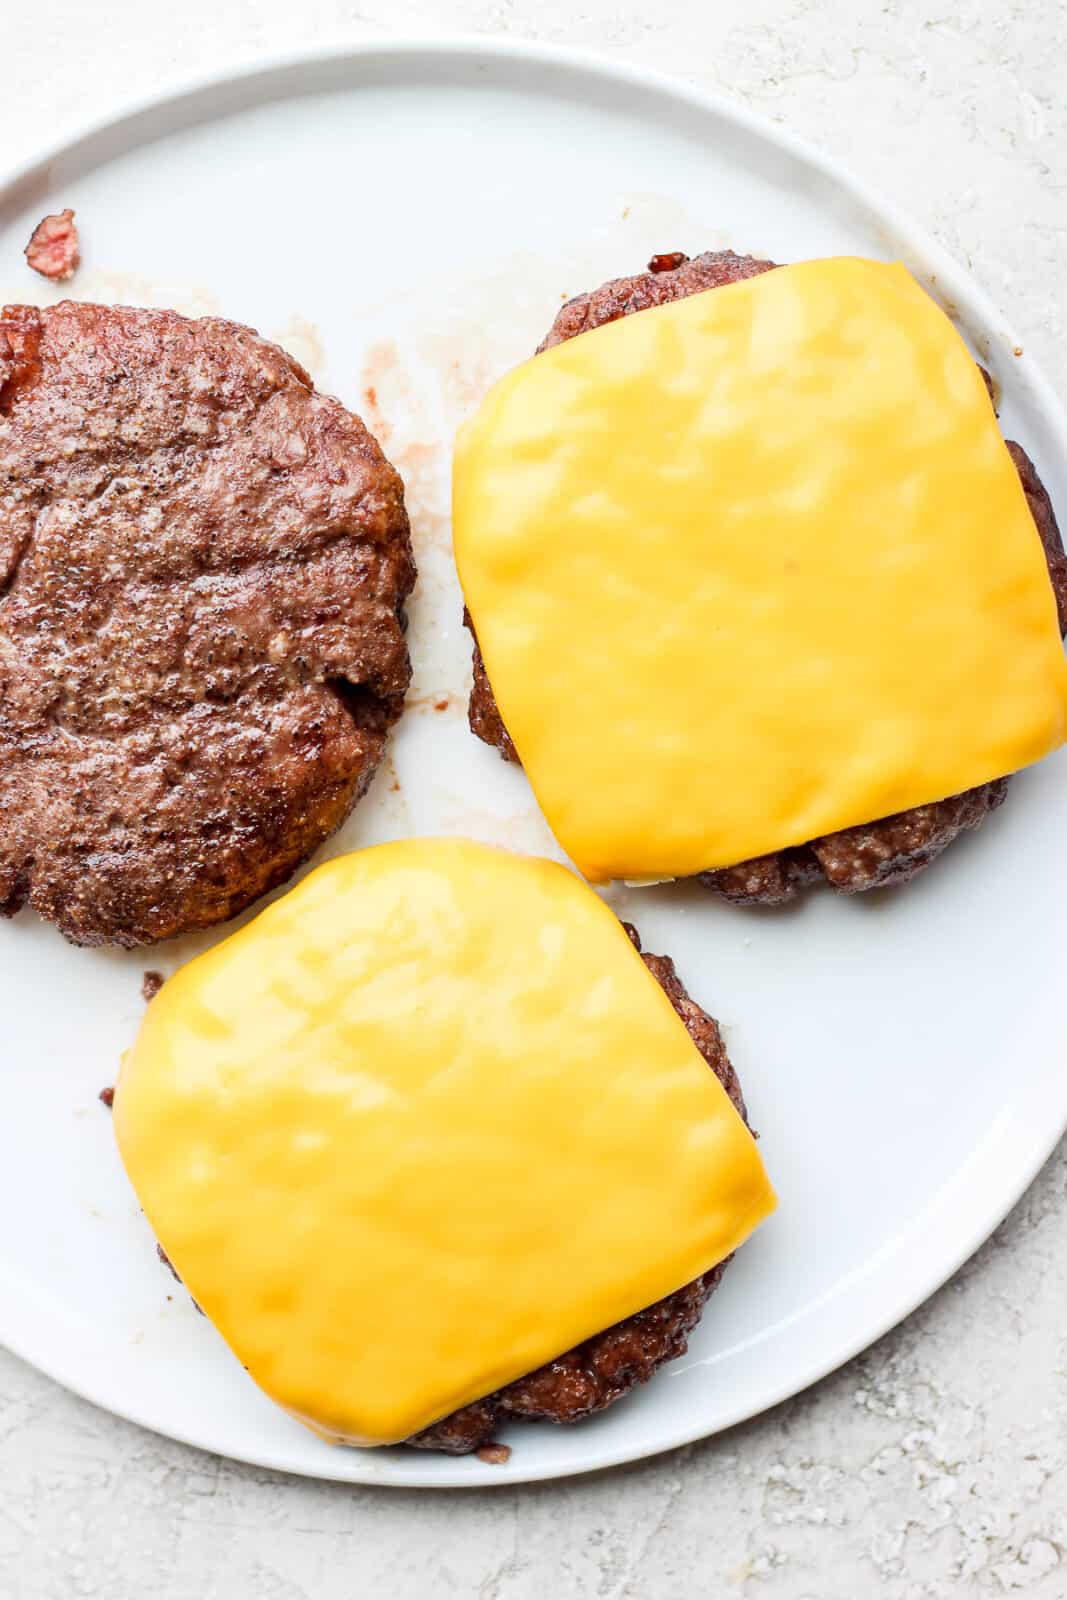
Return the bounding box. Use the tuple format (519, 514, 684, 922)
(0, 301, 414, 947)
(467, 251, 1067, 902)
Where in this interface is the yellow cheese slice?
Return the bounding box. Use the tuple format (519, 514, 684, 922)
(454, 257, 1067, 882)
(114, 838, 774, 1447)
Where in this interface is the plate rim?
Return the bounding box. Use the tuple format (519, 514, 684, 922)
(0, 33, 1064, 1489)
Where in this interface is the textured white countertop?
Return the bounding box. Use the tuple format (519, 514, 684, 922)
(2, 3, 1065, 1596)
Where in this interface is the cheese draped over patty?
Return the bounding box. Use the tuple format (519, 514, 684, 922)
(454, 257, 1067, 882)
(114, 838, 774, 1447)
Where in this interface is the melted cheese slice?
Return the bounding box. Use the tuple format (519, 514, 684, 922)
(454, 257, 1067, 882)
(114, 838, 774, 1447)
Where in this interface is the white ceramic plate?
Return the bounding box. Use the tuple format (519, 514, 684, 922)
(0, 39, 1064, 1489)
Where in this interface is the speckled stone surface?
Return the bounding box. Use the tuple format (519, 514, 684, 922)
(2, 4, 1065, 1595)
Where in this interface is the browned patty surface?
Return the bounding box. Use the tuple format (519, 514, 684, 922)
(467, 251, 1067, 902)
(0, 302, 414, 946)
(409, 928, 746, 1454)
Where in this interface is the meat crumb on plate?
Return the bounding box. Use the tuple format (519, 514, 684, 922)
(24, 209, 80, 281)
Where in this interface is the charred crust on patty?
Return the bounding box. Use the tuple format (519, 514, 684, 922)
(0, 305, 44, 417)
(465, 250, 1067, 902)
(1007, 439, 1067, 633)
(0, 302, 414, 946)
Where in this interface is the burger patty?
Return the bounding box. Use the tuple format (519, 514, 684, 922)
(149, 926, 748, 1454)
(467, 251, 1067, 902)
(0, 302, 414, 946)
(409, 927, 745, 1454)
